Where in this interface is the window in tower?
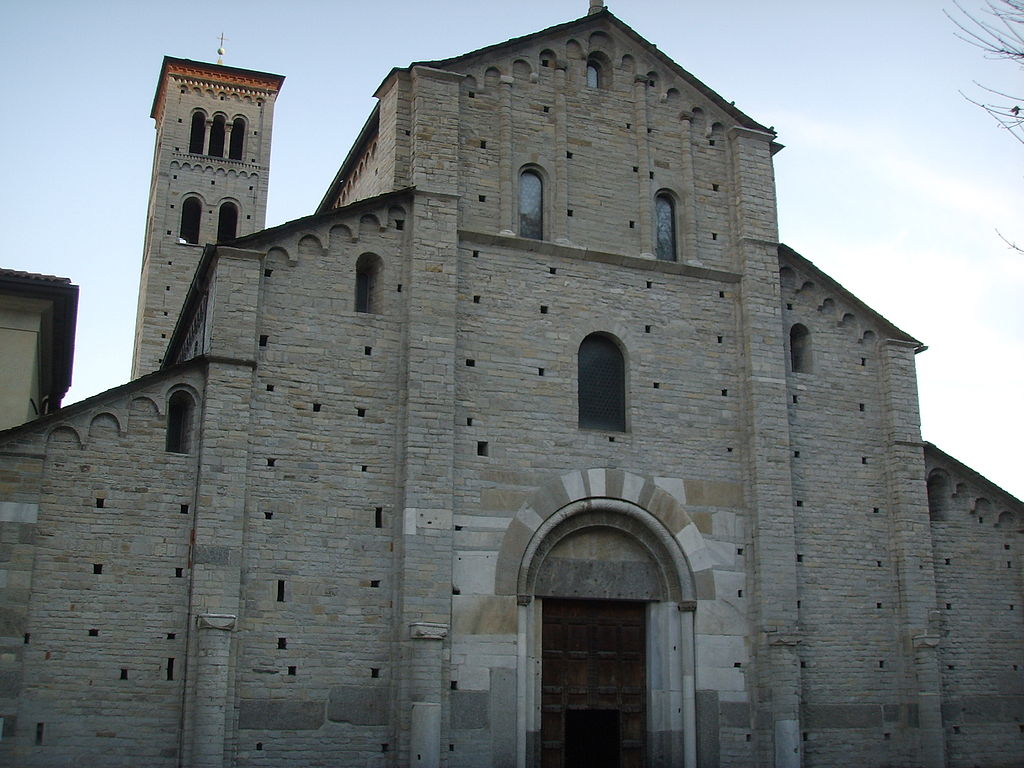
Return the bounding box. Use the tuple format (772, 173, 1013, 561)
(655, 192, 677, 261)
(217, 202, 239, 242)
(578, 333, 626, 431)
(208, 114, 227, 158)
(179, 197, 202, 245)
(229, 117, 246, 160)
(518, 169, 543, 240)
(188, 111, 207, 154)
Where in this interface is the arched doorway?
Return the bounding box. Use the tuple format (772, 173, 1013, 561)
(516, 499, 698, 768)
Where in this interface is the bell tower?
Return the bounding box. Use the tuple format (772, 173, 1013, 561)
(132, 56, 284, 376)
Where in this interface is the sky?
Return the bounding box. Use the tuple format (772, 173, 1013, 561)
(1, 0, 1021, 498)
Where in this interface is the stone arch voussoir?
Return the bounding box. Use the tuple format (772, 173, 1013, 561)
(495, 468, 716, 602)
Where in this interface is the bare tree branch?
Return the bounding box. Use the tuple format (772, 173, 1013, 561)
(947, 1, 1023, 251)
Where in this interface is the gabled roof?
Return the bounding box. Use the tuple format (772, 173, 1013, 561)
(151, 56, 284, 122)
(925, 442, 1023, 510)
(413, 8, 772, 134)
(778, 243, 922, 346)
(0, 358, 204, 444)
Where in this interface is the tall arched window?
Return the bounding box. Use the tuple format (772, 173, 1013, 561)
(165, 391, 195, 454)
(790, 324, 811, 373)
(180, 197, 202, 244)
(578, 333, 625, 431)
(586, 61, 601, 88)
(228, 117, 246, 160)
(655, 193, 676, 261)
(355, 253, 382, 314)
(208, 115, 227, 158)
(188, 111, 206, 154)
(217, 202, 238, 242)
(519, 169, 543, 240)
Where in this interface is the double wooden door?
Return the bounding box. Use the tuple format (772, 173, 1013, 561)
(541, 599, 646, 768)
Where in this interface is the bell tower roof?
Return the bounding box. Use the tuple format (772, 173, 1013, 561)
(150, 56, 284, 122)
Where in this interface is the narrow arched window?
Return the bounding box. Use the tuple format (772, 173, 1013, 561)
(188, 112, 206, 154)
(208, 115, 226, 157)
(180, 197, 202, 244)
(229, 117, 245, 160)
(355, 253, 382, 314)
(926, 470, 951, 521)
(165, 391, 195, 454)
(790, 324, 811, 373)
(586, 61, 600, 88)
(519, 170, 543, 240)
(217, 202, 238, 242)
(578, 334, 625, 431)
(655, 193, 676, 261)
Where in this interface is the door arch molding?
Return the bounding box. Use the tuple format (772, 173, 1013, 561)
(513, 490, 699, 768)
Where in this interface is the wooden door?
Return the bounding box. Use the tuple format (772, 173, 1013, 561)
(541, 599, 646, 768)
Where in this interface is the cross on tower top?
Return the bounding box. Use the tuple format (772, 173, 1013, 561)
(216, 33, 229, 65)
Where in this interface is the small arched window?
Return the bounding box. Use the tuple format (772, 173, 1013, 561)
(790, 324, 811, 373)
(519, 169, 543, 240)
(578, 333, 626, 431)
(208, 115, 227, 158)
(355, 253, 382, 314)
(228, 117, 246, 160)
(586, 61, 601, 88)
(217, 202, 238, 242)
(188, 111, 206, 154)
(180, 197, 202, 244)
(165, 391, 195, 454)
(655, 193, 676, 261)
(926, 470, 951, 521)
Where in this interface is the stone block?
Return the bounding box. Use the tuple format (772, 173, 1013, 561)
(327, 686, 387, 725)
(238, 699, 325, 730)
(451, 690, 488, 729)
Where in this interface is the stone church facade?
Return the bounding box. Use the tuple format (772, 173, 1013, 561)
(0, 5, 1021, 767)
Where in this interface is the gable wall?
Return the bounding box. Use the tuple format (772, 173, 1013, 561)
(779, 262, 915, 763)
(443, 24, 744, 273)
(925, 453, 1024, 767)
(0, 370, 203, 766)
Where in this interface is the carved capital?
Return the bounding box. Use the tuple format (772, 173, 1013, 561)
(409, 622, 448, 640)
(517, 594, 533, 606)
(197, 613, 236, 631)
(913, 633, 941, 649)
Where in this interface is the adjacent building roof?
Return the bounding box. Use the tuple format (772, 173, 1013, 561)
(0, 268, 79, 412)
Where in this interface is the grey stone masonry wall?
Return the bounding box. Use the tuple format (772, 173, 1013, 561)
(925, 448, 1023, 768)
(3, 8, 1020, 768)
(0, 364, 204, 767)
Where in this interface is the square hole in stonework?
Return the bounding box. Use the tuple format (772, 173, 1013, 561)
(477, 441, 489, 457)
(288, 666, 297, 675)
(89, 629, 99, 637)
(364, 346, 372, 355)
